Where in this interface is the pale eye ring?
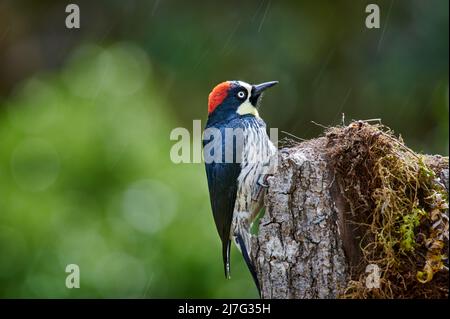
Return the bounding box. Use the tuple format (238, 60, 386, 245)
(237, 91, 246, 99)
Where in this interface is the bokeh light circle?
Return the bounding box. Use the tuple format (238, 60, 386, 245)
(11, 138, 60, 192)
(121, 179, 177, 235)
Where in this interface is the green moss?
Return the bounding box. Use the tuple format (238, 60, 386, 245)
(250, 208, 266, 235)
(400, 208, 426, 252)
(326, 121, 449, 298)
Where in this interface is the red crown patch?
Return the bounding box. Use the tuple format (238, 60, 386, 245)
(208, 81, 231, 114)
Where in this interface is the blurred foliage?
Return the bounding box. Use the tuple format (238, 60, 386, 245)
(0, 44, 257, 297)
(0, 0, 448, 298)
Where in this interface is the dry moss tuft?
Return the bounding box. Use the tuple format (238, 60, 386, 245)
(325, 121, 448, 298)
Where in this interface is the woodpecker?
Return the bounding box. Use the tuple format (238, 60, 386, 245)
(203, 80, 278, 294)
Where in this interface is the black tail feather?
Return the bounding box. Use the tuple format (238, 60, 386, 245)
(236, 233, 261, 297)
(222, 240, 231, 279)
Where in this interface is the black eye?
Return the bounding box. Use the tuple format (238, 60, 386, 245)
(237, 91, 246, 99)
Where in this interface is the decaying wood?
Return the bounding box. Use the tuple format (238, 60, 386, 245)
(251, 130, 449, 299)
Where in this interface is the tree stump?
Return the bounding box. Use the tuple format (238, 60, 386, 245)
(251, 122, 449, 299)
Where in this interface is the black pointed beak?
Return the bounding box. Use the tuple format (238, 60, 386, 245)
(250, 81, 279, 106)
(254, 81, 279, 94)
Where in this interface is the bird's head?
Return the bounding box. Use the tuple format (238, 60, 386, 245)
(207, 80, 278, 122)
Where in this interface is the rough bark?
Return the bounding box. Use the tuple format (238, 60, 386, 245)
(251, 136, 449, 299)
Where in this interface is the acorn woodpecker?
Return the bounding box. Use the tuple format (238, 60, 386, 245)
(203, 80, 278, 294)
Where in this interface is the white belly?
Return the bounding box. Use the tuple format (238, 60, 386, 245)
(232, 126, 277, 240)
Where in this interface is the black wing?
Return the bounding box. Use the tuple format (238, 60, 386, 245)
(204, 161, 241, 278)
(203, 119, 243, 278)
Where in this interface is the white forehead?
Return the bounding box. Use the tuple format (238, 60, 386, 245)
(237, 81, 252, 94)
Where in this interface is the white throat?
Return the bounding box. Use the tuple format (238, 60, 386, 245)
(235, 81, 260, 118)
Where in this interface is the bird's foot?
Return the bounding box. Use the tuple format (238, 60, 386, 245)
(257, 174, 271, 188)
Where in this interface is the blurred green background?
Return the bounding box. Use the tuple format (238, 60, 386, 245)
(0, 0, 448, 298)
